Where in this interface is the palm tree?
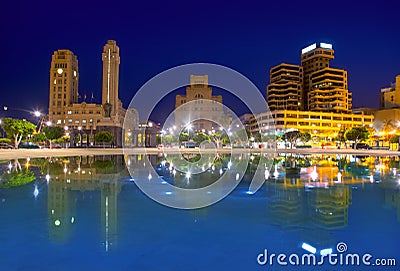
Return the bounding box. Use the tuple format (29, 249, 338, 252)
(381, 119, 395, 146)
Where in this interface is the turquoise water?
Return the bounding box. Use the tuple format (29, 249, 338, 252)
(0, 154, 399, 270)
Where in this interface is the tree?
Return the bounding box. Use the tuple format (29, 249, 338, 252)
(210, 131, 229, 148)
(162, 134, 176, 147)
(389, 135, 399, 143)
(31, 133, 46, 143)
(232, 129, 251, 146)
(283, 130, 301, 148)
(1, 118, 36, 148)
(178, 131, 189, 142)
(94, 131, 114, 147)
(345, 127, 369, 147)
(336, 128, 347, 144)
(299, 132, 311, 145)
(42, 126, 64, 141)
(193, 132, 210, 145)
(381, 119, 395, 144)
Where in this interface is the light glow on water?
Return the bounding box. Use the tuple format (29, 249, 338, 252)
(33, 185, 39, 198)
(310, 166, 318, 181)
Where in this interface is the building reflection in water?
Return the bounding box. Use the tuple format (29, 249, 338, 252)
(47, 155, 128, 251)
(42, 152, 400, 251)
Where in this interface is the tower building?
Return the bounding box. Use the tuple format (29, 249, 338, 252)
(266, 42, 352, 113)
(48, 50, 79, 121)
(175, 75, 229, 131)
(301, 42, 351, 113)
(266, 63, 303, 111)
(101, 40, 121, 120)
(48, 41, 137, 147)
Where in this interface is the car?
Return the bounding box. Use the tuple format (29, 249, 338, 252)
(0, 143, 14, 149)
(18, 142, 40, 149)
(51, 144, 62, 149)
(353, 143, 371, 150)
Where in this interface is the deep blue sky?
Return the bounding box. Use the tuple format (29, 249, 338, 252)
(1, 0, 399, 123)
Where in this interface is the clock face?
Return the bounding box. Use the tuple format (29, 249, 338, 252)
(57, 68, 63, 74)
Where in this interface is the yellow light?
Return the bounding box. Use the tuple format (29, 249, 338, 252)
(54, 219, 61, 226)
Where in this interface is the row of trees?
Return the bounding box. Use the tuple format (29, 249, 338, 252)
(0, 118, 114, 148)
(163, 127, 371, 149)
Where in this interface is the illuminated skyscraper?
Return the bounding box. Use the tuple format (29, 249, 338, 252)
(301, 42, 352, 113)
(266, 63, 303, 111)
(266, 43, 352, 113)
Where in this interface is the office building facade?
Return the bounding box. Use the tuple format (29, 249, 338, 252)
(266, 43, 352, 113)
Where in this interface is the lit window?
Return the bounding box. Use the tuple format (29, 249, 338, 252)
(57, 120, 61, 124)
(67, 110, 72, 115)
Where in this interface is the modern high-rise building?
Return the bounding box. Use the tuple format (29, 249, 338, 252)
(266, 43, 352, 113)
(266, 63, 303, 111)
(48, 50, 79, 120)
(308, 67, 351, 112)
(301, 42, 352, 113)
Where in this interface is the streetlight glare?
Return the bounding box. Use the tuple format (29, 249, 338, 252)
(34, 111, 41, 117)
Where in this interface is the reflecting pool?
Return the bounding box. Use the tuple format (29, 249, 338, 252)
(0, 154, 399, 270)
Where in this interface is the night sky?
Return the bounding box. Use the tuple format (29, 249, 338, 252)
(1, 0, 399, 123)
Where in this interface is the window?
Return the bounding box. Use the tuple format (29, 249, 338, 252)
(67, 110, 72, 114)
